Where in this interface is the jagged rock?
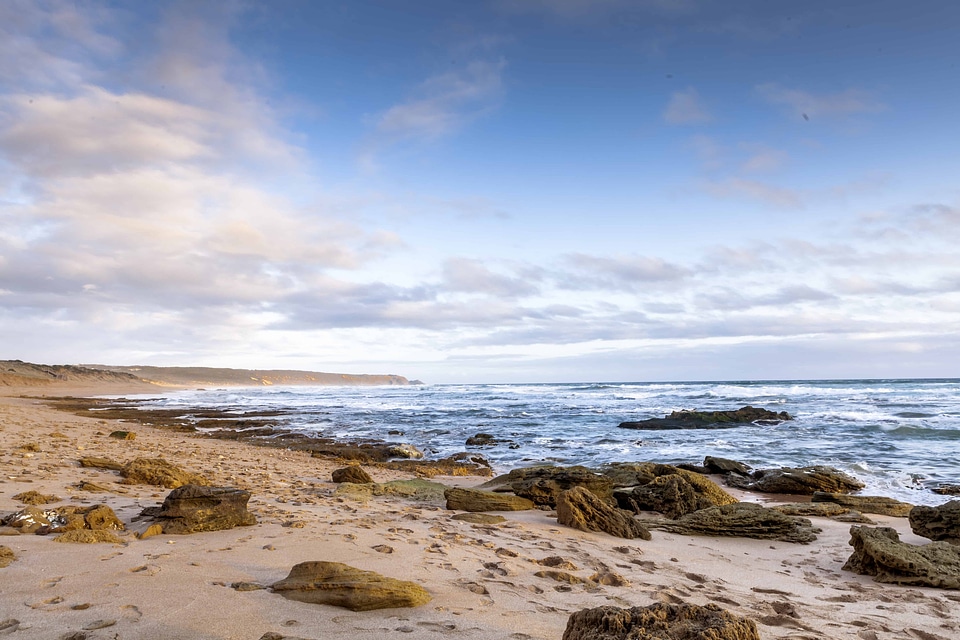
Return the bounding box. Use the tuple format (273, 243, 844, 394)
(638, 502, 819, 544)
(618, 406, 790, 430)
(444, 487, 535, 512)
(13, 491, 60, 505)
(121, 458, 209, 489)
(933, 485, 960, 496)
(843, 525, 960, 588)
(481, 466, 615, 507)
(78, 456, 124, 471)
(451, 513, 506, 524)
(141, 485, 256, 534)
(601, 463, 737, 506)
(386, 444, 424, 459)
(2, 505, 123, 534)
(909, 500, 960, 544)
(331, 467, 373, 484)
(615, 474, 725, 519)
(562, 603, 760, 640)
(0, 546, 14, 568)
(556, 486, 651, 540)
(271, 561, 431, 611)
(771, 502, 873, 523)
(704, 456, 752, 476)
(53, 530, 123, 544)
(724, 465, 864, 495)
(136, 524, 164, 539)
(812, 492, 914, 517)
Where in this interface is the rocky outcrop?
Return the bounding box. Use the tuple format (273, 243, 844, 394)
(335, 478, 449, 504)
(271, 561, 431, 611)
(601, 463, 738, 504)
(843, 525, 960, 588)
(331, 467, 373, 484)
(812, 492, 914, 517)
(909, 500, 960, 544)
(482, 466, 614, 507)
(2, 504, 123, 534)
(53, 530, 123, 544)
(933, 485, 960, 496)
(562, 603, 760, 640)
(616, 475, 720, 519)
(638, 502, 819, 544)
(0, 546, 14, 568)
(556, 487, 651, 540)
(121, 458, 209, 489)
(703, 456, 752, 476)
(771, 502, 874, 523)
(444, 487, 535, 512)
(141, 485, 256, 534)
(725, 465, 864, 495)
(618, 406, 790, 430)
(13, 491, 60, 505)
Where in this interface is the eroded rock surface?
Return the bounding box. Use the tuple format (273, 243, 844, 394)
(331, 466, 373, 484)
(562, 602, 760, 640)
(616, 474, 727, 519)
(909, 500, 960, 544)
(812, 491, 914, 517)
(53, 530, 123, 544)
(121, 458, 209, 489)
(703, 456, 752, 476)
(843, 525, 960, 588)
(725, 465, 864, 495)
(444, 487, 535, 512)
(618, 406, 790, 430)
(601, 463, 737, 508)
(271, 561, 431, 611)
(482, 466, 614, 507)
(2, 504, 123, 534)
(141, 485, 256, 534)
(638, 502, 819, 544)
(556, 486, 651, 540)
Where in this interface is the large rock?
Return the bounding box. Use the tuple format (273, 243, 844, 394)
(141, 485, 256, 534)
(1, 504, 123, 534)
(703, 456, 752, 476)
(615, 472, 737, 519)
(271, 561, 431, 611)
(618, 406, 790, 430)
(121, 458, 209, 489)
(725, 465, 864, 495)
(843, 525, 960, 588)
(638, 502, 819, 544)
(482, 466, 614, 507)
(556, 486, 651, 540)
(812, 492, 914, 517)
(444, 487, 535, 512)
(562, 603, 760, 640)
(601, 463, 737, 506)
(909, 500, 960, 544)
(331, 467, 373, 484)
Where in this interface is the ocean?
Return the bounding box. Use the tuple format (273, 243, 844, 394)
(126, 378, 960, 506)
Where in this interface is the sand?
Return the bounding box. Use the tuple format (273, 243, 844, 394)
(1, 384, 958, 640)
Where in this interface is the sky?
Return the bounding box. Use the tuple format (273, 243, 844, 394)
(1, 0, 959, 383)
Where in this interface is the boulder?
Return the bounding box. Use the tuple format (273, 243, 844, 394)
(638, 502, 819, 544)
(601, 463, 737, 506)
(618, 406, 790, 430)
(562, 603, 760, 640)
(811, 492, 914, 517)
(703, 456, 752, 476)
(0, 546, 14, 568)
(725, 465, 864, 495)
(121, 458, 209, 489)
(444, 487, 535, 512)
(482, 466, 614, 507)
(13, 491, 60, 505)
(615, 474, 732, 519)
(933, 485, 960, 496)
(909, 500, 960, 544)
(331, 467, 373, 484)
(2, 505, 123, 534)
(465, 433, 498, 446)
(556, 486, 651, 540)
(386, 444, 424, 460)
(141, 485, 256, 534)
(271, 561, 431, 611)
(843, 525, 960, 588)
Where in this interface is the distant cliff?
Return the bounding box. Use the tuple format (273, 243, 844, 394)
(0, 360, 146, 387)
(83, 365, 420, 387)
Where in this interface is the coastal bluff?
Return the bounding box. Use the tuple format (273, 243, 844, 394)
(0, 360, 419, 388)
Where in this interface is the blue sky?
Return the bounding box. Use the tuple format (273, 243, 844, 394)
(1, 0, 959, 382)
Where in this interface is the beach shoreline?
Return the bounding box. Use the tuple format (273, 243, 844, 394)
(1, 382, 957, 640)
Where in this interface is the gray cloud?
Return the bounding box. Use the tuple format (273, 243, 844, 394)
(441, 258, 540, 297)
(559, 253, 692, 291)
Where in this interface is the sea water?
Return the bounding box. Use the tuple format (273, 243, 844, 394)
(127, 379, 960, 506)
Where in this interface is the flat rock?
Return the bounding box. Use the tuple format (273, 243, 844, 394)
(121, 458, 209, 489)
(618, 406, 790, 430)
(909, 500, 960, 544)
(556, 486, 651, 540)
(78, 456, 124, 471)
(444, 487, 535, 512)
(53, 530, 123, 544)
(335, 479, 449, 504)
(481, 466, 614, 507)
(141, 485, 256, 534)
(271, 561, 431, 611)
(638, 502, 819, 544)
(843, 525, 960, 588)
(772, 502, 873, 523)
(812, 491, 914, 517)
(0, 546, 14, 568)
(331, 467, 373, 484)
(725, 465, 864, 495)
(703, 456, 752, 475)
(562, 603, 760, 640)
(933, 485, 960, 496)
(451, 513, 506, 524)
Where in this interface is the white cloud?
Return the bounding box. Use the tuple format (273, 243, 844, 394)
(663, 86, 712, 125)
(755, 83, 884, 120)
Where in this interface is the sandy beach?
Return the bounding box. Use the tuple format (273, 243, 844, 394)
(1, 383, 958, 640)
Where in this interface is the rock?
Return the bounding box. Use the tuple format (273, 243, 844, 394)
(481, 466, 615, 507)
(451, 513, 506, 524)
(465, 433, 497, 446)
(335, 479, 449, 504)
(2, 504, 123, 534)
(556, 486, 651, 540)
(0, 546, 14, 568)
(53, 530, 123, 544)
(562, 603, 760, 640)
(271, 561, 431, 611)
(725, 465, 864, 495)
(703, 456, 752, 475)
(933, 485, 960, 496)
(535, 570, 584, 584)
(615, 474, 720, 519)
(618, 406, 790, 430)
(232, 582, 265, 592)
(812, 492, 914, 517)
(843, 525, 960, 588)
(108, 430, 135, 440)
(136, 524, 164, 539)
(589, 569, 629, 587)
(121, 458, 209, 489)
(331, 467, 373, 484)
(772, 502, 854, 517)
(81, 505, 125, 531)
(386, 444, 424, 460)
(909, 500, 960, 544)
(638, 502, 819, 544)
(537, 556, 579, 570)
(78, 456, 124, 471)
(12, 491, 59, 505)
(444, 487, 535, 512)
(601, 463, 737, 506)
(141, 485, 256, 534)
